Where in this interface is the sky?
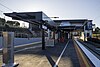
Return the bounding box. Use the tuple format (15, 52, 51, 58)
(0, 0, 100, 27)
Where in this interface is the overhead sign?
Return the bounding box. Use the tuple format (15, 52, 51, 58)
(42, 25, 47, 30)
(86, 22, 93, 30)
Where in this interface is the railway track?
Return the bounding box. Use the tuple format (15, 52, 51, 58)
(78, 39, 100, 59)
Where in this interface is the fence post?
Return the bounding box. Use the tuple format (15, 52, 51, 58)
(2, 32, 18, 67)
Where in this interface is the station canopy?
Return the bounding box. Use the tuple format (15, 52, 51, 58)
(54, 19, 91, 31)
(4, 11, 57, 29)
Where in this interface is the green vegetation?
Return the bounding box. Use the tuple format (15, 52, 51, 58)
(0, 55, 2, 65)
(0, 17, 20, 27)
(94, 27, 100, 34)
(6, 20, 20, 27)
(92, 34, 100, 39)
(0, 61, 2, 66)
(93, 27, 100, 39)
(0, 18, 6, 26)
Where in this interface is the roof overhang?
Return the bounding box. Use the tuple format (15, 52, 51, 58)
(4, 11, 57, 29)
(54, 19, 88, 23)
(54, 19, 92, 31)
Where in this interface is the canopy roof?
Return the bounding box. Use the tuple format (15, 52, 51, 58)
(4, 11, 56, 27)
(4, 12, 92, 31)
(54, 19, 92, 31)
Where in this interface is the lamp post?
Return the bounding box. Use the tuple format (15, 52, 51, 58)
(92, 24, 95, 31)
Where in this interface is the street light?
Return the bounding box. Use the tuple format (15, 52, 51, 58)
(92, 24, 95, 31)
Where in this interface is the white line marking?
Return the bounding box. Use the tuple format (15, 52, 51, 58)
(75, 39, 100, 67)
(15, 45, 41, 53)
(54, 40, 69, 67)
(15, 41, 42, 48)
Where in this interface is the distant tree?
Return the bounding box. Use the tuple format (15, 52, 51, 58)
(0, 17, 6, 26)
(15, 21, 20, 27)
(5, 23, 9, 28)
(6, 21, 15, 26)
(95, 27, 100, 34)
(0, 17, 20, 27)
(6, 20, 20, 27)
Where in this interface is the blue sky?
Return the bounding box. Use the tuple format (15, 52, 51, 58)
(0, 0, 100, 27)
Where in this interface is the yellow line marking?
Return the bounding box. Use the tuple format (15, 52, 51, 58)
(73, 40, 91, 67)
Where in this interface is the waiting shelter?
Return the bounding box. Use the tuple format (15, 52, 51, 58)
(4, 11, 57, 50)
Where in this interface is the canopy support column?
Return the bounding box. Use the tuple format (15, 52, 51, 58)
(41, 24, 45, 50)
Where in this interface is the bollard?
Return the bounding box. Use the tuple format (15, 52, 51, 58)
(2, 32, 18, 67)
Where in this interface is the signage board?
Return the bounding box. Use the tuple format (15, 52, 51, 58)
(86, 22, 93, 30)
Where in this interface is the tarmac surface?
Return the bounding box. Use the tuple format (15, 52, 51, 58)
(9, 39, 80, 67)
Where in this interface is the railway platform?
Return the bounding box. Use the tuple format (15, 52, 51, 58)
(1, 39, 98, 67)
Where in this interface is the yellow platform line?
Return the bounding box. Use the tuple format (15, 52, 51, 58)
(73, 40, 92, 67)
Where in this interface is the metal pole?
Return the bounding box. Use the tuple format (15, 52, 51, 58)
(48, 29, 50, 39)
(41, 24, 45, 50)
(53, 31, 55, 45)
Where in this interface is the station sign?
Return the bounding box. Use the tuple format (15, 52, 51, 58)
(86, 21, 93, 30)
